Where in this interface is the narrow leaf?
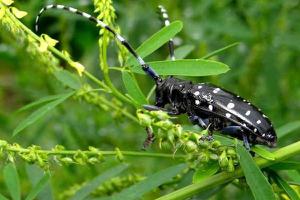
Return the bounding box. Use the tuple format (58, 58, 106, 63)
(0, 193, 9, 200)
(252, 146, 275, 161)
(109, 163, 186, 200)
(286, 170, 300, 183)
(173, 45, 195, 59)
(132, 59, 229, 76)
(270, 161, 300, 170)
(273, 173, 300, 200)
(201, 42, 240, 59)
(53, 69, 81, 90)
(3, 163, 20, 200)
(122, 71, 147, 105)
(193, 162, 219, 183)
(13, 91, 74, 136)
(236, 144, 276, 200)
(17, 94, 70, 113)
(71, 164, 128, 200)
(25, 173, 50, 200)
(127, 21, 183, 66)
(277, 120, 300, 139)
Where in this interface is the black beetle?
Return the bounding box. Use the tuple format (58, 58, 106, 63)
(35, 4, 277, 149)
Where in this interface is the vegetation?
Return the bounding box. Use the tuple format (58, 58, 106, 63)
(0, 0, 300, 199)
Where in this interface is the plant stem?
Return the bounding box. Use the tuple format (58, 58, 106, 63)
(156, 141, 300, 200)
(3, 5, 110, 92)
(6, 146, 185, 159)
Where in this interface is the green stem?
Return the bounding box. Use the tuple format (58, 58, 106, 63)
(6, 147, 185, 159)
(3, 5, 138, 123)
(156, 141, 300, 200)
(100, 33, 134, 106)
(3, 5, 110, 92)
(201, 42, 240, 59)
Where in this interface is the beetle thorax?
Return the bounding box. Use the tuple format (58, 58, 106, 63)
(155, 77, 192, 113)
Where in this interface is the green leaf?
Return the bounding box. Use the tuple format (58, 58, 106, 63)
(53, 69, 81, 90)
(277, 120, 300, 139)
(252, 146, 275, 161)
(201, 42, 240, 59)
(0, 193, 9, 200)
(17, 94, 71, 113)
(132, 59, 229, 76)
(71, 164, 128, 200)
(108, 163, 186, 200)
(270, 161, 300, 170)
(193, 162, 219, 183)
(13, 91, 74, 136)
(286, 170, 300, 183)
(273, 172, 300, 200)
(173, 45, 195, 59)
(236, 144, 276, 200)
(122, 71, 147, 105)
(25, 173, 50, 200)
(3, 163, 21, 200)
(127, 21, 183, 66)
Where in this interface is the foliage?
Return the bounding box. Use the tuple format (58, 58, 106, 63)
(0, 0, 300, 199)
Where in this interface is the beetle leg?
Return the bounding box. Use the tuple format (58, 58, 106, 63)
(142, 127, 155, 150)
(221, 126, 251, 151)
(242, 134, 251, 151)
(188, 114, 214, 141)
(143, 104, 180, 115)
(188, 114, 208, 129)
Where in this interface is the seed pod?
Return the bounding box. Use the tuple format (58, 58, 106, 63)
(227, 158, 235, 172)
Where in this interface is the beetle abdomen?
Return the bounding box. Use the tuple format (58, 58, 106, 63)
(189, 83, 277, 145)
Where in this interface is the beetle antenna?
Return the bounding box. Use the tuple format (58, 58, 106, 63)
(157, 5, 175, 60)
(35, 4, 161, 82)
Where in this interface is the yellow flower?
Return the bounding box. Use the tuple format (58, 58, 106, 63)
(10, 7, 27, 18)
(70, 61, 85, 76)
(2, 0, 14, 6)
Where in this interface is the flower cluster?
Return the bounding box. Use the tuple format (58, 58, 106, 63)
(137, 109, 238, 172)
(59, 173, 144, 199)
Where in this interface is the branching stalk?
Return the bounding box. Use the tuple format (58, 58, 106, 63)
(156, 141, 300, 200)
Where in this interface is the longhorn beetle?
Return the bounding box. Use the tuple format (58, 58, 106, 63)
(35, 4, 277, 150)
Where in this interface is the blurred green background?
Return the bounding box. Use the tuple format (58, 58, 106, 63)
(0, 0, 300, 199)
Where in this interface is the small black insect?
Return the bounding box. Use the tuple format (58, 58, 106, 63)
(36, 4, 277, 149)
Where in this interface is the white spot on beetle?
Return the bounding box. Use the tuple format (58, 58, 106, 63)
(256, 120, 261, 124)
(243, 99, 246, 102)
(179, 85, 182, 87)
(237, 95, 240, 98)
(245, 110, 251, 116)
(198, 85, 202, 89)
(213, 88, 220, 93)
(262, 133, 266, 137)
(194, 91, 200, 96)
(243, 123, 247, 127)
(195, 100, 200, 105)
(254, 128, 257, 132)
(248, 102, 251, 105)
(227, 102, 235, 109)
(208, 105, 213, 111)
(262, 114, 267, 118)
(225, 113, 231, 118)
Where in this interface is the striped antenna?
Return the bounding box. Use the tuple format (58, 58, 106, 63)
(35, 4, 161, 82)
(157, 5, 175, 61)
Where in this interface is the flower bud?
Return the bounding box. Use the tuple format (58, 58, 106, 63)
(185, 141, 198, 153)
(137, 113, 152, 127)
(211, 141, 221, 148)
(227, 158, 235, 172)
(219, 150, 229, 168)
